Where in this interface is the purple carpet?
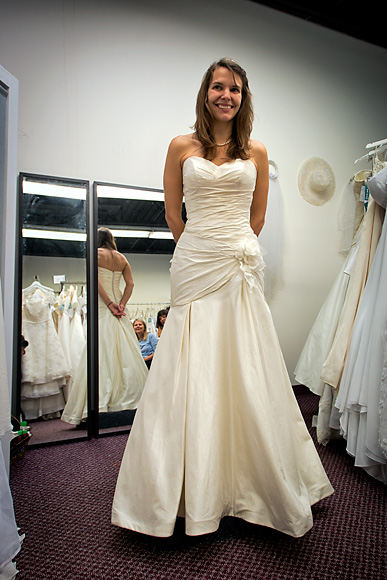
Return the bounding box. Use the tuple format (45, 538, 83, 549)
(10, 392, 387, 580)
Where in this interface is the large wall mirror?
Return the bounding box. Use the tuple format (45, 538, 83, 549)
(17, 173, 90, 446)
(94, 182, 177, 435)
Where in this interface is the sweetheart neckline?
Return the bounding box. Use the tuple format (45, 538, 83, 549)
(183, 155, 256, 171)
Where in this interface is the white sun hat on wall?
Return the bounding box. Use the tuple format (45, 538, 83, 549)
(298, 157, 336, 206)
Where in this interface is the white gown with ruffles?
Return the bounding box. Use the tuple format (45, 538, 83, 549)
(112, 156, 333, 538)
(335, 168, 387, 483)
(21, 286, 70, 419)
(61, 268, 148, 425)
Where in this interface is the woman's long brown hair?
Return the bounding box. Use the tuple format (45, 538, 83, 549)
(193, 58, 254, 161)
(98, 227, 117, 251)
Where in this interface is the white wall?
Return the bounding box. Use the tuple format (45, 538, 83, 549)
(2, 0, 387, 375)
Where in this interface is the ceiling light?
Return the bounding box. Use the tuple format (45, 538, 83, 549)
(97, 185, 164, 202)
(23, 181, 87, 200)
(22, 229, 87, 241)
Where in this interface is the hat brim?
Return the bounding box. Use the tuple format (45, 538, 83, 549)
(298, 157, 336, 206)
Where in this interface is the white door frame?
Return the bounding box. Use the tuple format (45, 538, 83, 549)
(0, 65, 19, 466)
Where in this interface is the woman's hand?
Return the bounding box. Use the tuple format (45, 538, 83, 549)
(108, 302, 126, 317)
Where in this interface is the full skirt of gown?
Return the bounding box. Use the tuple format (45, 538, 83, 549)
(112, 157, 333, 538)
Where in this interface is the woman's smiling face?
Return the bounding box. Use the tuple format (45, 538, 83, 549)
(133, 320, 145, 334)
(206, 66, 242, 123)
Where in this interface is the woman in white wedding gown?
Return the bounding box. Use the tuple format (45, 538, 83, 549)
(112, 58, 333, 538)
(62, 228, 147, 425)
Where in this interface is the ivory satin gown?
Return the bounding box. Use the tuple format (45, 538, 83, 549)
(112, 156, 334, 538)
(61, 267, 148, 424)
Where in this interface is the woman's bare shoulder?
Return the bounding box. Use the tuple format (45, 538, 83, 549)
(169, 133, 201, 157)
(98, 248, 128, 271)
(169, 133, 197, 149)
(248, 140, 269, 175)
(249, 139, 267, 158)
(113, 251, 129, 269)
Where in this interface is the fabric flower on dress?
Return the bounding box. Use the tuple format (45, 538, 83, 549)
(234, 237, 264, 290)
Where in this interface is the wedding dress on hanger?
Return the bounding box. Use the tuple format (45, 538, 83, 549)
(21, 281, 70, 419)
(53, 285, 86, 400)
(0, 283, 21, 579)
(320, 198, 384, 390)
(335, 166, 387, 482)
(258, 160, 284, 299)
(294, 179, 366, 444)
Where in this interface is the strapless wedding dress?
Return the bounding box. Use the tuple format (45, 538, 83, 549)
(61, 267, 148, 425)
(112, 156, 333, 538)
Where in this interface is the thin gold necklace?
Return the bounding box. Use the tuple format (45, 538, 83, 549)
(215, 138, 232, 147)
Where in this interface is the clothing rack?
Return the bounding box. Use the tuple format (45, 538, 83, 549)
(355, 137, 387, 164)
(60, 280, 87, 291)
(126, 302, 170, 326)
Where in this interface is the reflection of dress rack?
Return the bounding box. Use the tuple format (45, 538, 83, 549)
(59, 280, 86, 291)
(21, 279, 71, 419)
(53, 284, 87, 400)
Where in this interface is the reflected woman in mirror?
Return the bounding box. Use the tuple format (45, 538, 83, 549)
(156, 308, 169, 337)
(62, 228, 148, 425)
(133, 319, 158, 369)
(112, 58, 333, 538)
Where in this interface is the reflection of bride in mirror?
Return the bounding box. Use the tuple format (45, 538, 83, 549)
(61, 228, 148, 425)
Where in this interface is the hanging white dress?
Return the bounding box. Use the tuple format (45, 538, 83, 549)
(320, 198, 384, 389)
(335, 167, 387, 483)
(0, 283, 11, 438)
(294, 180, 367, 445)
(61, 268, 148, 425)
(0, 284, 22, 579)
(294, 241, 359, 444)
(21, 285, 71, 419)
(112, 157, 333, 539)
(258, 160, 285, 299)
(54, 286, 86, 400)
(0, 444, 21, 580)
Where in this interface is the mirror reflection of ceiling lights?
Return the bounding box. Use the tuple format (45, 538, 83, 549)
(21, 175, 177, 256)
(97, 185, 165, 202)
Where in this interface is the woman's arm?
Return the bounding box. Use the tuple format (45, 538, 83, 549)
(98, 279, 123, 317)
(143, 334, 158, 362)
(250, 141, 269, 237)
(164, 137, 185, 243)
(119, 260, 135, 309)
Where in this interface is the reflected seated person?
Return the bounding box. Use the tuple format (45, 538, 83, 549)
(156, 308, 169, 337)
(133, 319, 158, 369)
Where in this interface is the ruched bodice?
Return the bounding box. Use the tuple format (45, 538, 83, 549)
(172, 157, 264, 307)
(182, 157, 257, 241)
(98, 267, 123, 311)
